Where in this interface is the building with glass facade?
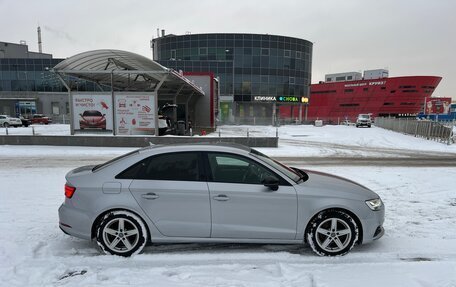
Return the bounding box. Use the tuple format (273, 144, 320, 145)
(0, 41, 99, 120)
(152, 33, 313, 124)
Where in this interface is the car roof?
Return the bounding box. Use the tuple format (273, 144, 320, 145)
(139, 142, 252, 155)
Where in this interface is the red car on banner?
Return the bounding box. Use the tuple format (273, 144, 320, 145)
(79, 110, 106, 130)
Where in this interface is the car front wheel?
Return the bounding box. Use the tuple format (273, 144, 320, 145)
(96, 210, 148, 257)
(3, 122, 9, 128)
(306, 210, 358, 256)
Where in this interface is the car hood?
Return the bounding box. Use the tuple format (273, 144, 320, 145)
(296, 169, 379, 200)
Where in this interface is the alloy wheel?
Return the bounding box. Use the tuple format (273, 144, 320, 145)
(315, 218, 352, 253)
(102, 217, 140, 253)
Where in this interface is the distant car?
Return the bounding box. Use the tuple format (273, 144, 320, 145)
(356, 114, 372, 128)
(30, 114, 52, 125)
(19, 116, 31, 127)
(59, 143, 385, 257)
(340, 120, 352, 126)
(0, 115, 22, 127)
(79, 110, 106, 130)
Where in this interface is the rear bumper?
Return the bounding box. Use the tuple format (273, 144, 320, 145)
(58, 203, 92, 240)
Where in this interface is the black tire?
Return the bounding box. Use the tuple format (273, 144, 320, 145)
(96, 210, 148, 257)
(306, 210, 358, 256)
(3, 122, 9, 128)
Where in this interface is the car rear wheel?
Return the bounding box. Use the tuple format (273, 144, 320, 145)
(96, 210, 148, 257)
(306, 210, 358, 256)
(3, 122, 9, 128)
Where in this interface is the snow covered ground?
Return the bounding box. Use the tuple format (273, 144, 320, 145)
(1, 124, 455, 158)
(1, 125, 456, 286)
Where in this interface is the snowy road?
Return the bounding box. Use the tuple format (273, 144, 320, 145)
(1, 155, 456, 286)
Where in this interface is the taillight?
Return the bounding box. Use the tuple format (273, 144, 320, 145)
(65, 184, 76, 198)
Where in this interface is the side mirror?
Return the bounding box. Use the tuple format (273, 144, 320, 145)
(263, 176, 279, 191)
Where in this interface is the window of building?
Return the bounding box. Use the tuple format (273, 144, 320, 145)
(347, 76, 352, 80)
(363, 88, 368, 92)
(381, 87, 386, 90)
(199, 47, 207, 55)
(326, 78, 332, 82)
(170, 49, 176, 59)
(339, 103, 360, 107)
(296, 51, 301, 59)
(336, 76, 345, 81)
(51, 102, 60, 115)
(383, 102, 394, 106)
(284, 50, 291, 57)
(289, 77, 295, 84)
(261, 48, 269, 56)
(344, 89, 354, 93)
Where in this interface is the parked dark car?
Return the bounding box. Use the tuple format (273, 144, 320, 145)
(30, 114, 52, 125)
(19, 116, 31, 127)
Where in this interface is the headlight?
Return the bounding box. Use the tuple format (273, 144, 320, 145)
(365, 198, 383, 211)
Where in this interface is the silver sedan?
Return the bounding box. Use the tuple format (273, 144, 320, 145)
(59, 143, 384, 257)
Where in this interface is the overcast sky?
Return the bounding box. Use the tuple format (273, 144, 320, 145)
(1, 0, 454, 99)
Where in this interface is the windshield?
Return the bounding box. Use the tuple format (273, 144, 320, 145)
(250, 149, 301, 183)
(359, 114, 370, 119)
(83, 110, 102, 117)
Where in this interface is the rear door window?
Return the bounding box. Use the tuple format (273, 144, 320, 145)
(117, 152, 203, 182)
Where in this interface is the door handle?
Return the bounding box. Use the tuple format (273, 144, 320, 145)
(213, 194, 230, 201)
(141, 193, 159, 200)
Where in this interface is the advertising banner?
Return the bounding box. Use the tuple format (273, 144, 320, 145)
(72, 93, 113, 131)
(115, 93, 155, 135)
(425, 98, 452, 115)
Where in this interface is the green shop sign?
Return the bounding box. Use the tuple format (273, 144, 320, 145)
(277, 96, 301, 102)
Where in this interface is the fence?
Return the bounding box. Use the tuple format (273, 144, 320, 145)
(375, 117, 455, 145)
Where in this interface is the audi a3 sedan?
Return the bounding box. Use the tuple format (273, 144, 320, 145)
(59, 143, 384, 257)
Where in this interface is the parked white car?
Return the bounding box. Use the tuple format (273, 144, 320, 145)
(0, 115, 22, 127)
(356, 114, 372, 128)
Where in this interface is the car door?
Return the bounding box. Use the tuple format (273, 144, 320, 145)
(127, 151, 211, 238)
(206, 152, 298, 240)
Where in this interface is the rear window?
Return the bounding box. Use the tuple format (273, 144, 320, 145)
(92, 150, 139, 172)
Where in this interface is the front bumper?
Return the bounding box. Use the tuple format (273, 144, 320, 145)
(361, 206, 385, 244)
(58, 203, 92, 240)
